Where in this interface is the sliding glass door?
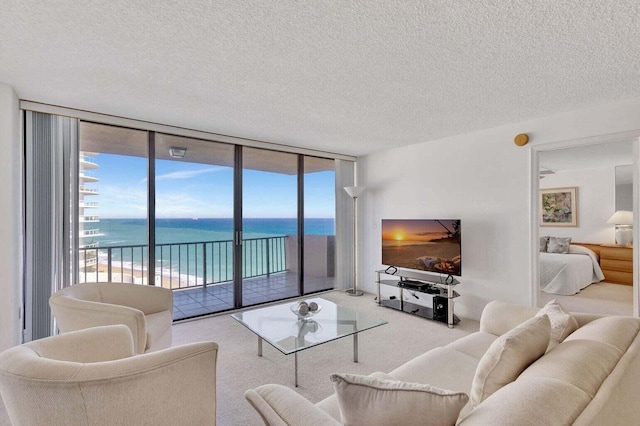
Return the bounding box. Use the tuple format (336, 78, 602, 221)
(154, 134, 235, 319)
(241, 147, 299, 306)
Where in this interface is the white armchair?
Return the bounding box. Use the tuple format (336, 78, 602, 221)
(0, 325, 218, 425)
(49, 282, 173, 354)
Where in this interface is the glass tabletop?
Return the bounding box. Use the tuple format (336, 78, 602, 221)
(231, 297, 388, 355)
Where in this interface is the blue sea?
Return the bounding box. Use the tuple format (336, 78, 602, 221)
(95, 218, 335, 247)
(88, 218, 335, 286)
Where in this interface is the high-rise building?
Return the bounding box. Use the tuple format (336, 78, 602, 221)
(79, 152, 102, 272)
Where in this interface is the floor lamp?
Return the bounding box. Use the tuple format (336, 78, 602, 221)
(344, 186, 365, 296)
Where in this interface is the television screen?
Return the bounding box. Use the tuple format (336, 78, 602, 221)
(382, 219, 461, 276)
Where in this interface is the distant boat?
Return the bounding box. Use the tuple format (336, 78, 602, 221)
(192, 217, 199, 221)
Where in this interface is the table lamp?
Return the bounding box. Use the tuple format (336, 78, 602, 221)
(607, 210, 633, 246)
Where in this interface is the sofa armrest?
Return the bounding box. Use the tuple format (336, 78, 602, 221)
(479, 301, 539, 336)
(50, 296, 147, 354)
(245, 384, 341, 426)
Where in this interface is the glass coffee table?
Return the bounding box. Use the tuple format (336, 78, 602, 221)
(231, 297, 388, 387)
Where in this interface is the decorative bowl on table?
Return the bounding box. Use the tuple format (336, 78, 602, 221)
(290, 300, 322, 320)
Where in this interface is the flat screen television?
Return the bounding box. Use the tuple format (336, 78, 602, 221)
(381, 219, 461, 276)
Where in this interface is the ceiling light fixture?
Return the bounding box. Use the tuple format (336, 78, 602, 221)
(169, 147, 187, 159)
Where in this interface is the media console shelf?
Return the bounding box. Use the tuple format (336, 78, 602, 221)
(376, 269, 460, 328)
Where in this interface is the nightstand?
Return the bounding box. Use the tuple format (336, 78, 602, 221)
(599, 244, 633, 285)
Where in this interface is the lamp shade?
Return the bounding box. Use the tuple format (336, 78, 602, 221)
(344, 186, 365, 198)
(607, 210, 633, 225)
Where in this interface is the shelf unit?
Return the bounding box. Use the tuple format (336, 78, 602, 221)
(376, 269, 460, 328)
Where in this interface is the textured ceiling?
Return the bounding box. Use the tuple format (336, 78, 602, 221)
(1, 1, 640, 156)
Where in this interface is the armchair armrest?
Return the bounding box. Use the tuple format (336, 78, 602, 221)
(245, 384, 341, 426)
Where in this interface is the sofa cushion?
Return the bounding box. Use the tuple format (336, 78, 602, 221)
(519, 340, 620, 398)
(445, 331, 498, 360)
(470, 314, 550, 407)
(536, 299, 578, 351)
(564, 316, 640, 352)
(459, 377, 591, 425)
(330, 373, 468, 426)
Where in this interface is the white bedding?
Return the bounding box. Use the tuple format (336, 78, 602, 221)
(540, 246, 605, 295)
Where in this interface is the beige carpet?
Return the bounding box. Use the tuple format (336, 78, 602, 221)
(539, 281, 633, 316)
(171, 290, 479, 425)
(0, 284, 633, 425)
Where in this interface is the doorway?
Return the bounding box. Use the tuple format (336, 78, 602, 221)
(531, 134, 640, 316)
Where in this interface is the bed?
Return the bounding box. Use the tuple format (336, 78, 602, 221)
(540, 244, 605, 295)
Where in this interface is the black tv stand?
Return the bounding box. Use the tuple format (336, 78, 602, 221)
(376, 269, 460, 328)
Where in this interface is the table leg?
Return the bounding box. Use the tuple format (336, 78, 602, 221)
(295, 352, 298, 387)
(353, 334, 358, 363)
(258, 337, 263, 357)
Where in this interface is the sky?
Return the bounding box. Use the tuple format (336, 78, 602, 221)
(89, 153, 336, 219)
(381, 219, 459, 241)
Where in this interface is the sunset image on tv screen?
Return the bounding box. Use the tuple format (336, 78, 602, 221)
(382, 219, 461, 276)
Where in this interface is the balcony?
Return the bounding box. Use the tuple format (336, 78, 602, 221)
(77, 235, 335, 320)
(79, 185, 99, 195)
(79, 216, 100, 223)
(79, 229, 103, 238)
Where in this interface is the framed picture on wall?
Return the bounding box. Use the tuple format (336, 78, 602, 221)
(540, 187, 578, 227)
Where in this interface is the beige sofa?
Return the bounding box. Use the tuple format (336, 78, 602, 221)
(49, 282, 173, 354)
(0, 325, 218, 425)
(246, 300, 640, 425)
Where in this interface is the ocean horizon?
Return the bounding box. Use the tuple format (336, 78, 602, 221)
(83, 218, 336, 286)
(93, 217, 336, 247)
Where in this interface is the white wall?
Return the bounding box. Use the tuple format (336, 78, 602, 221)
(540, 168, 615, 244)
(360, 97, 640, 321)
(0, 83, 22, 351)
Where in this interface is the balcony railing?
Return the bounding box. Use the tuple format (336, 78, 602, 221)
(77, 236, 288, 290)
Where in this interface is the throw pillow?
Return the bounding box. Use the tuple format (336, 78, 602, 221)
(536, 299, 578, 351)
(330, 373, 468, 426)
(470, 314, 550, 407)
(546, 237, 572, 253)
(539, 236, 550, 252)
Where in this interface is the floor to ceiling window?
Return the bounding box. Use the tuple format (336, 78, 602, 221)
(24, 109, 346, 331)
(78, 122, 149, 285)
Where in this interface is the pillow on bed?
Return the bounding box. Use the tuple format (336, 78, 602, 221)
(540, 236, 550, 252)
(547, 237, 572, 253)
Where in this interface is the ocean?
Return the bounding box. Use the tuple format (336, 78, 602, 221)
(94, 218, 335, 247)
(86, 218, 335, 286)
